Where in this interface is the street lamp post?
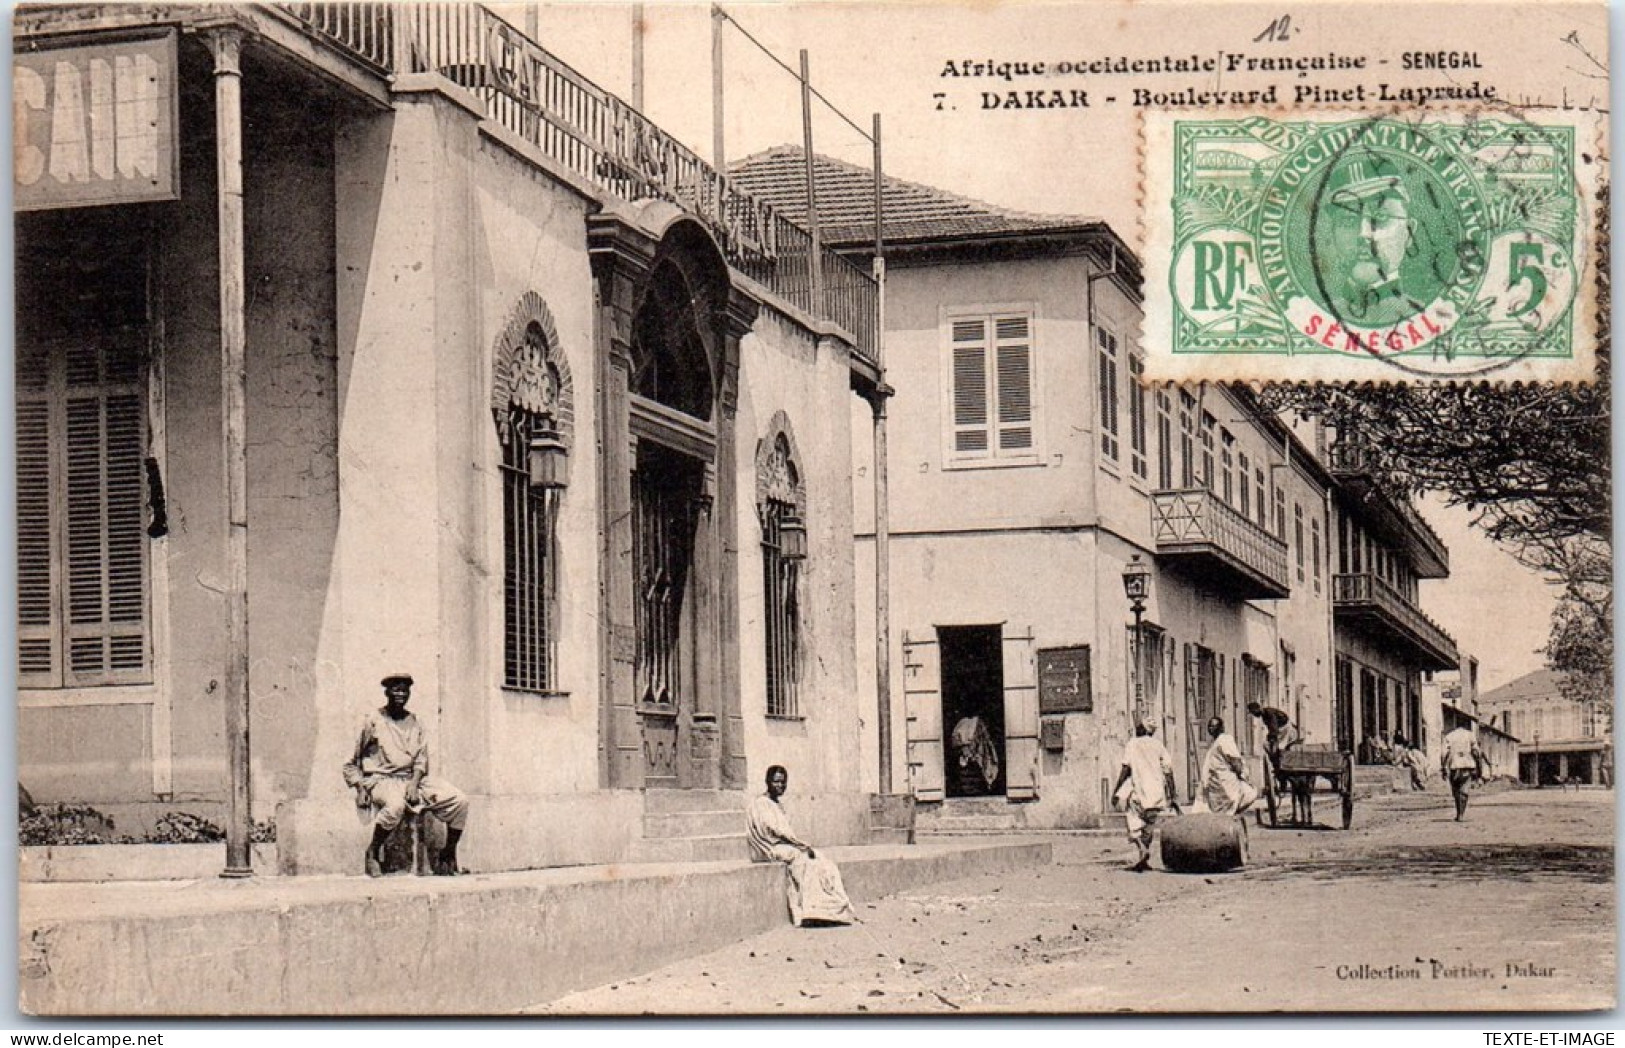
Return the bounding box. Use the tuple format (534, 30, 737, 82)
(1121, 553, 1152, 727)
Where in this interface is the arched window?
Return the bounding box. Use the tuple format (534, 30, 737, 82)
(492, 298, 574, 693)
(757, 418, 806, 718)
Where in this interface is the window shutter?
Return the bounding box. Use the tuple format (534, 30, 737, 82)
(950, 319, 989, 455)
(20, 336, 152, 690)
(1097, 328, 1119, 459)
(64, 389, 148, 684)
(17, 398, 56, 685)
(993, 315, 1032, 451)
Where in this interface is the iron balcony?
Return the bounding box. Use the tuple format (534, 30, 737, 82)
(1332, 571, 1459, 671)
(1326, 444, 1450, 579)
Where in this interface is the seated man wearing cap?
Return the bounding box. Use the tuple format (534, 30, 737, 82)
(342, 673, 470, 877)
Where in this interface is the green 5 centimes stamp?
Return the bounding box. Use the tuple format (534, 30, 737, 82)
(1143, 111, 1601, 383)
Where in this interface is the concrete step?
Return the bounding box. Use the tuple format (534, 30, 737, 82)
(924, 797, 1016, 816)
(917, 799, 1030, 834)
(641, 810, 744, 839)
(867, 827, 910, 845)
(918, 813, 1030, 833)
(19, 839, 1053, 1014)
(643, 789, 747, 814)
(1353, 764, 1407, 797)
(626, 834, 752, 862)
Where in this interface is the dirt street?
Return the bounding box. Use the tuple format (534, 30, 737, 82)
(534, 786, 1614, 1014)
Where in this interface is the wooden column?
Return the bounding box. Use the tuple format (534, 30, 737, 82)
(870, 384, 894, 794)
(711, 5, 725, 171)
(799, 49, 822, 302)
(870, 112, 894, 795)
(208, 25, 253, 878)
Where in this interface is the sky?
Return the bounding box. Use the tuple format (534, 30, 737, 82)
(1415, 497, 1557, 695)
(504, 1, 1582, 695)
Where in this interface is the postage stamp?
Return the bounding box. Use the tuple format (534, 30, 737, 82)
(1142, 110, 1602, 383)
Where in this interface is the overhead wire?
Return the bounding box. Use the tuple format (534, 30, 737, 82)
(713, 5, 874, 143)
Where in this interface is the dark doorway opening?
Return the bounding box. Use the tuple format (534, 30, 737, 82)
(939, 625, 1006, 798)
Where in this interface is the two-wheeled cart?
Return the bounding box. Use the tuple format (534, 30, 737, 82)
(1262, 744, 1355, 829)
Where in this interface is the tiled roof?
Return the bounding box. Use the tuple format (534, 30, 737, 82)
(729, 146, 1106, 249)
(1477, 668, 1565, 705)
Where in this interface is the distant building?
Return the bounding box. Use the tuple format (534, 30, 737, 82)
(1421, 655, 1480, 763)
(1477, 669, 1612, 786)
(734, 148, 1337, 826)
(1423, 656, 1517, 780)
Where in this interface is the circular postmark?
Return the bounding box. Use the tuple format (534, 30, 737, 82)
(1294, 106, 1586, 379)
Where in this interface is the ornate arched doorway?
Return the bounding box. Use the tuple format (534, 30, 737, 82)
(591, 213, 758, 790)
(628, 262, 714, 786)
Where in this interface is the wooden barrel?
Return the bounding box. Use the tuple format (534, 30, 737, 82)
(1160, 812, 1248, 873)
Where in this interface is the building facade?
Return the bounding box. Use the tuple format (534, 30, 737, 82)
(1477, 669, 1612, 786)
(734, 149, 1338, 827)
(16, 5, 882, 872)
(1324, 442, 1460, 763)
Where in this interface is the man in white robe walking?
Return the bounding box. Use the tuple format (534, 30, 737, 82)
(1112, 721, 1180, 871)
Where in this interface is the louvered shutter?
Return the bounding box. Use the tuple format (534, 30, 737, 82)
(993, 316, 1032, 452)
(950, 318, 990, 456)
(17, 396, 56, 685)
(66, 339, 149, 685)
(18, 337, 151, 689)
(1097, 327, 1119, 460)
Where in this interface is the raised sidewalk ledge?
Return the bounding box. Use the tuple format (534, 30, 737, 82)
(22, 844, 279, 883)
(19, 838, 1051, 1016)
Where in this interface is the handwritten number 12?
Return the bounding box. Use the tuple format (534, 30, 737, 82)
(1254, 14, 1294, 42)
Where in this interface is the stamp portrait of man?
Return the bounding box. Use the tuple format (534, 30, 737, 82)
(1326, 159, 1421, 327)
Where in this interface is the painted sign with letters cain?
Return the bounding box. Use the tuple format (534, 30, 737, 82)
(14, 32, 179, 211)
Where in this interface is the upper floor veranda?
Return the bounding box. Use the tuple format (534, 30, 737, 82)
(15, 2, 881, 387)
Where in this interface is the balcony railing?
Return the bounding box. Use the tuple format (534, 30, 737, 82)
(1326, 443, 1449, 577)
(1332, 571, 1458, 670)
(276, 2, 877, 365)
(279, 3, 395, 71)
(1150, 488, 1291, 599)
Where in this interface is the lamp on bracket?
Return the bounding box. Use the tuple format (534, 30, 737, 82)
(527, 425, 569, 490)
(778, 511, 808, 561)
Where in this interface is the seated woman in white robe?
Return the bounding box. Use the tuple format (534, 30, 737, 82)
(745, 764, 855, 926)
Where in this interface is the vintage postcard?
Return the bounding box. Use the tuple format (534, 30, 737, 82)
(11, 0, 1612, 1019)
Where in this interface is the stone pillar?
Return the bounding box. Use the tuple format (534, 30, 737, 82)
(687, 461, 722, 789)
(718, 294, 755, 790)
(588, 217, 652, 789)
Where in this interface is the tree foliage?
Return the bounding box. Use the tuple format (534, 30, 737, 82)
(1261, 381, 1607, 568)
